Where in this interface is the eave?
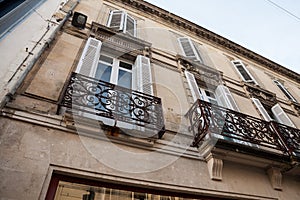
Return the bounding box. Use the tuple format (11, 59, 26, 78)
(106, 0, 300, 83)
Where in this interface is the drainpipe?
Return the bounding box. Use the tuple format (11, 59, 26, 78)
(0, 0, 80, 109)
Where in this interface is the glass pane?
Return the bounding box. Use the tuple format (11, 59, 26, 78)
(119, 61, 132, 70)
(100, 55, 113, 64)
(118, 69, 132, 89)
(95, 63, 112, 82)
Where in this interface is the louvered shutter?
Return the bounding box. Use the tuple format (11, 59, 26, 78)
(271, 104, 296, 128)
(75, 37, 102, 77)
(178, 37, 200, 61)
(132, 55, 153, 95)
(125, 14, 136, 37)
(215, 85, 240, 111)
(107, 10, 124, 31)
(184, 70, 202, 102)
(251, 98, 272, 121)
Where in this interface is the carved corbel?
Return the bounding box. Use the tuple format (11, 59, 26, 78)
(267, 167, 282, 190)
(205, 153, 223, 181)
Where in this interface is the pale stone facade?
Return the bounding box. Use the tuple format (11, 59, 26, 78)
(0, 0, 300, 200)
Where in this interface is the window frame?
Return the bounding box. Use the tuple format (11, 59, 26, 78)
(231, 60, 258, 84)
(273, 80, 297, 103)
(107, 10, 137, 37)
(97, 54, 133, 89)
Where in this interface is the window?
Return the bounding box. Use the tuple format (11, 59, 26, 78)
(231, 60, 258, 84)
(96, 54, 133, 89)
(178, 37, 203, 63)
(107, 10, 137, 37)
(251, 98, 296, 128)
(184, 70, 239, 111)
(76, 37, 152, 94)
(273, 80, 297, 103)
(0, 0, 44, 38)
(74, 37, 154, 129)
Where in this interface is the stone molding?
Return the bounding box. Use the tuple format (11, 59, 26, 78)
(205, 153, 223, 181)
(178, 56, 222, 88)
(267, 167, 283, 191)
(90, 22, 151, 55)
(105, 0, 300, 83)
(244, 83, 277, 107)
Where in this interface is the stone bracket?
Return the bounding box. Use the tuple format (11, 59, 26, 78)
(267, 167, 282, 190)
(206, 153, 223, 181)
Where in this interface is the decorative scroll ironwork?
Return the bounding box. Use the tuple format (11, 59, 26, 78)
(273, 123, 300, 155)
(61, 72, 165, 137)
(186, 99, 300, 158)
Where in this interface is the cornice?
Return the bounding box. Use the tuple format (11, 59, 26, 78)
(105, 0, 300, 83)
(90, 22, 151, 55)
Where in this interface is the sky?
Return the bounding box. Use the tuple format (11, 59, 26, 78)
(145, 0, 300, 74)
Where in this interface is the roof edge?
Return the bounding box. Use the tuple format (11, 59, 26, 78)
(106, 0, 300, 83)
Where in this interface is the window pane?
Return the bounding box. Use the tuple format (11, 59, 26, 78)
(118, 69, 132, 89)
(236, 65, 252, 81)
(119, 61, 132, 70)
(100, 55, 113, 64)
(95, 63, 112, 82)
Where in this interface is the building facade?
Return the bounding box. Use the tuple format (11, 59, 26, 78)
(0, 0, 300, 199)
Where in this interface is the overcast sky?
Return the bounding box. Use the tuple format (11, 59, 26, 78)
(145, 0, 300, 74)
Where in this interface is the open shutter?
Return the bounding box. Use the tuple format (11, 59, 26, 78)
(184, 70, 202, 102)
(215, 85, 240, 111)
(132, 55, 153, 95)
(271, 104, 296, 128)
(107, 10, 124, 31)
(124, 14, 136, 37)
(75, 37, 102, 77)
(231, 60, 258, 84)
(251, 98, 272, 121)
(178, 37, 200, 61)
(273, 80, 298, 103)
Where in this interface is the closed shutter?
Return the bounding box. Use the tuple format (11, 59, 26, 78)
(184, 70, 202, 102)
(215, 85, 240, 111)
(271, 104, 296, 128)
(107, 10, 124, 31)
(75, 37, 102, 77)
(125, 14, 136, 37)
(231, 60, 258, 84)
(132, 55, 153, 95)
(251, 98, 272, 121)
(178, 37, 201, 61)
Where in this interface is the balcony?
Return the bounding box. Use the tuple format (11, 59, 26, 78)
(60, 72, 165, 138)
(186, 99, 300, 160)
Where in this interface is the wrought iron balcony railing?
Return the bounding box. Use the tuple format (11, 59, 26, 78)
(60, 72, 165, 138)
(186, 99, 300, 158)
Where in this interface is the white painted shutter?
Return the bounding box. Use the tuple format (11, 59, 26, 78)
(125, 14, 136, 37)
(184, 70, 202, 102)
(132, 55, 153, 95)
(178, 37, 200, 61)
(271, 104, 296, 128)
(215, 85, 240, 111)
(107, 10, 124, 31)
(75, 37, 102, 77)
(251, 98, 272, 121)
